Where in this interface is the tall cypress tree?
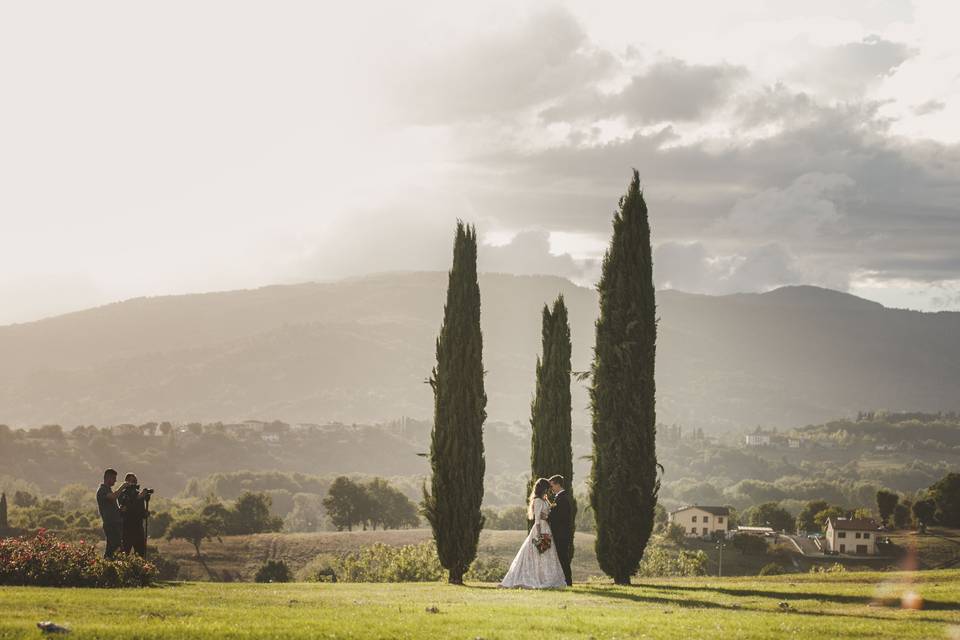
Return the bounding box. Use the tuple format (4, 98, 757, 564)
(530, 294, 575, 558)
(0, 492, 7, 533)
(589, 170, 659, 585)
(422, 221, 487, 584)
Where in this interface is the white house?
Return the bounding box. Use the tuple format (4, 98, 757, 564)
(825, 518, 878, 555)
(668, 506, 730, 538)
(745, 432, 771, 447)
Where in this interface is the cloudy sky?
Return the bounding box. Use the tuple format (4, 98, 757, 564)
(2, 0, 959, 324)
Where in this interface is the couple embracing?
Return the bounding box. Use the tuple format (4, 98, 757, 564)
(500, 474, 573, 589)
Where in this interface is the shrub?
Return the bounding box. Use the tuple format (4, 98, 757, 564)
(38, 514, 66, 530)
(302, 543, 508, 583)
(759, 562, 786, 576)
(663, 523, 687, 546)
(145, 546, 179, 581)
(810, 563, 847, 574)
(338, 543, 444, 582)
(255, 559, 292, 583)
(0, 530, 156, 587)
(636, 546, 708, 577)
(296, 554, 340, 582)
(465, 556, 509, 582)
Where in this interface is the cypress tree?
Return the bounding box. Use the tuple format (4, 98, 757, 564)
(422, 221, 487, 584)
(589, 169, 659, 584)
(0, 492, 7, 532)
(530, 294, 575, 558)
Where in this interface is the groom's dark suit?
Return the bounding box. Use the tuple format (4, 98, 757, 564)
(548, 490, 573, 586)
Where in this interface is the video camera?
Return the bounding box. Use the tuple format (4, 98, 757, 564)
(118, 483, 154, 508)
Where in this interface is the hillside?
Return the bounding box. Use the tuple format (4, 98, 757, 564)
(1, 272, 958, 429)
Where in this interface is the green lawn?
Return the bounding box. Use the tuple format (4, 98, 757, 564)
(2, 570, 959, 639)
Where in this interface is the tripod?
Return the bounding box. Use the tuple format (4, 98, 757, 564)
(142, 494, 151, 560)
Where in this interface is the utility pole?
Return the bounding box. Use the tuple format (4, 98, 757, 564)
(716, 538, 727, 578)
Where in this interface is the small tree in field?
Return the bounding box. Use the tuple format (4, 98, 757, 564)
(323, 477, 370, 532)
(893, 502, 912, 529)
(746, 502, 794, 532)
(913, 498, 936, 533)
(167, 515, 222, 580)
(876, 490, 899, 527)
(422, 222, 487, 585)
(796, 500, 830, 533)
(928, 473, 960, 527)
(365, 478, 419, 530)
(233, 492, 283, 534)
(0, 492, 7, 532)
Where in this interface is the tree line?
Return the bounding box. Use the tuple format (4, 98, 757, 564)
(423, 171, 658, 584)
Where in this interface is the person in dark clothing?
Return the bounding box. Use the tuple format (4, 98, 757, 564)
(118, 472, 150, 557)
(547, 474, 573, 586)
(96, 468, 125, 558)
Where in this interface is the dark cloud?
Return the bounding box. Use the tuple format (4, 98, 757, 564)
(463, 83, 960, 292)
(542, 58, 747, 124)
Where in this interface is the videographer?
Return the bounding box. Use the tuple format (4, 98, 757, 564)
(96, 468, 125, 558)
(118, 472, 152, 557)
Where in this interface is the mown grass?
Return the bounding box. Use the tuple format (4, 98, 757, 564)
(1, 569, 959, 639)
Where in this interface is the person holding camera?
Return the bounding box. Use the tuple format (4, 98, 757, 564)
(96, 468, 125, 558)
(118, 472, 151, 557)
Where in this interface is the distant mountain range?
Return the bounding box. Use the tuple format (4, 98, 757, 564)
(1, 272, 958, 430)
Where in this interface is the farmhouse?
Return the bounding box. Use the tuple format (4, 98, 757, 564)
(668, 505, 730, 538)
(825, 517, 878, 555)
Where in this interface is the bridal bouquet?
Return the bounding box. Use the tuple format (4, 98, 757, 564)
(531, 532, 552, 554)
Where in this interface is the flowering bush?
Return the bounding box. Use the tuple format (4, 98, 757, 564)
(0, 529, 156, 587)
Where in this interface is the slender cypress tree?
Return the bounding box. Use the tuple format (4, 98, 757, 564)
(422, 221, 487, 584)
(530, 295, 575, 558)
(0, 492, 7, 533)
(589, 169, 659, 584)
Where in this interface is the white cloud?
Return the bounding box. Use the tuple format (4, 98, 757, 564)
(1, 0, 959, 323)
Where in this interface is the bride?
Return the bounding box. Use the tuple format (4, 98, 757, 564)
(499, 478, 567, 589)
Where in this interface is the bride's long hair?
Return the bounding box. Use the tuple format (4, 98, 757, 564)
(527, 477, 551, 519)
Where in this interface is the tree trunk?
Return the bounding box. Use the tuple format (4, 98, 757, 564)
(194, 544, 215, 581)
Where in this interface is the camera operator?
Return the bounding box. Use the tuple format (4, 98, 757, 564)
(118, 472, 151, 557)
(96, 468, 125, 558)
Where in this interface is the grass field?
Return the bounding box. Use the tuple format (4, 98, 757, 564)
(1, 570, 959, 639)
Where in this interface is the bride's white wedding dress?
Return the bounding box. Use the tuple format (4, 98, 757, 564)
(499, 497, 567, 589)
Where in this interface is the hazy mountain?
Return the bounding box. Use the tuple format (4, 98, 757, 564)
(1, 272, 958, 429)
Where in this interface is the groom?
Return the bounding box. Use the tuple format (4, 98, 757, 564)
(547, 475, 573, 586)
